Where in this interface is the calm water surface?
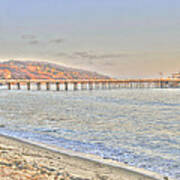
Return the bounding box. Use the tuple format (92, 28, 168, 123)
(0, 89, 179, 179)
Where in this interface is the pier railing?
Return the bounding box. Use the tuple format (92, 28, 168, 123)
(0, 78, 180, 91)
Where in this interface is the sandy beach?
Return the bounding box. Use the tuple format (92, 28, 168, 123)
(0, 134, 171, 180)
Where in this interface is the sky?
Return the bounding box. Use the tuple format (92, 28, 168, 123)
(0, 0, 180, 78)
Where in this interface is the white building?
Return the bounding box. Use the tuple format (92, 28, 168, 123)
(172, 72, 180, 79)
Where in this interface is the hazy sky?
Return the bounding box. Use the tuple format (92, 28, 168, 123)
(0, 0, 180, 77)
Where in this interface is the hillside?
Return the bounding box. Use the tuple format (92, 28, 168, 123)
(0, 60, 110, 80)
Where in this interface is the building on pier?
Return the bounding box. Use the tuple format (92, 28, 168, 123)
(171, 72, 180, 79)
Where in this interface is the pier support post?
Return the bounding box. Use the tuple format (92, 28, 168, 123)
(37, 82, 41, 91)
(56, 82, 60, 91)
(7, 83, 11, 90)
(140, 83, 142, 88)
(73, 82, 78, 91)
(102, 82, 106, 89)
(46, 82, 50, 91)
(81, 83, 83, 90)
(130, 83, 133, 88)
(89, 82, 93, 90)
(113, 82, 116, 89)
(95, 82, 100, 90)
(158, 81, 163, 88)
(64, 82, 68, 91)
(115, 82, 118, 89)
(81, 82, 86, 90)
(27, 82, 30, 90)
(81, 83, 84, 90)
(108, 82, 111, 89)
(135, 83, 137, 88)
(17, 82, 20, 90)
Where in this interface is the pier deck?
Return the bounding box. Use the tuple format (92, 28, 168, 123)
(0, 78, 180, 91)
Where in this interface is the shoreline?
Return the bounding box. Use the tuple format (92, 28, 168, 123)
(0, 134, 173, 180)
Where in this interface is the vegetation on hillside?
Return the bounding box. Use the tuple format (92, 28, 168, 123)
(0, 60, 110, 80)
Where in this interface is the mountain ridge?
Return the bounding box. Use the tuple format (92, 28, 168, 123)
(0, 60, 111, 80)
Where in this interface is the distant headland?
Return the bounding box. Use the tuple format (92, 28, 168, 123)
(0, 60, 111, 80)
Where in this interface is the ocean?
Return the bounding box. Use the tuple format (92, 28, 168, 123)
(0, 89, 179, 179)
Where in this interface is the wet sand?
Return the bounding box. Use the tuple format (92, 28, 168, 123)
(0, 134, 172, 180)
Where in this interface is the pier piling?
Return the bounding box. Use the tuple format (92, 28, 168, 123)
(73, 82, 78, 91)
(89, 82, 93, 90)
(27, 82, 30, 90)
(46, 82, 50, 91)
(17, 82, 20, 90)
(64, 82, 68, 91)
(56, 82, 60, 91)
(37, 82, 41, 91)
(7, 83, 11, 90)
(1, 78, 180, 92)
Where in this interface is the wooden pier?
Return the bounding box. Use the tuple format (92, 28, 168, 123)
(0, 78, 180, 91)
